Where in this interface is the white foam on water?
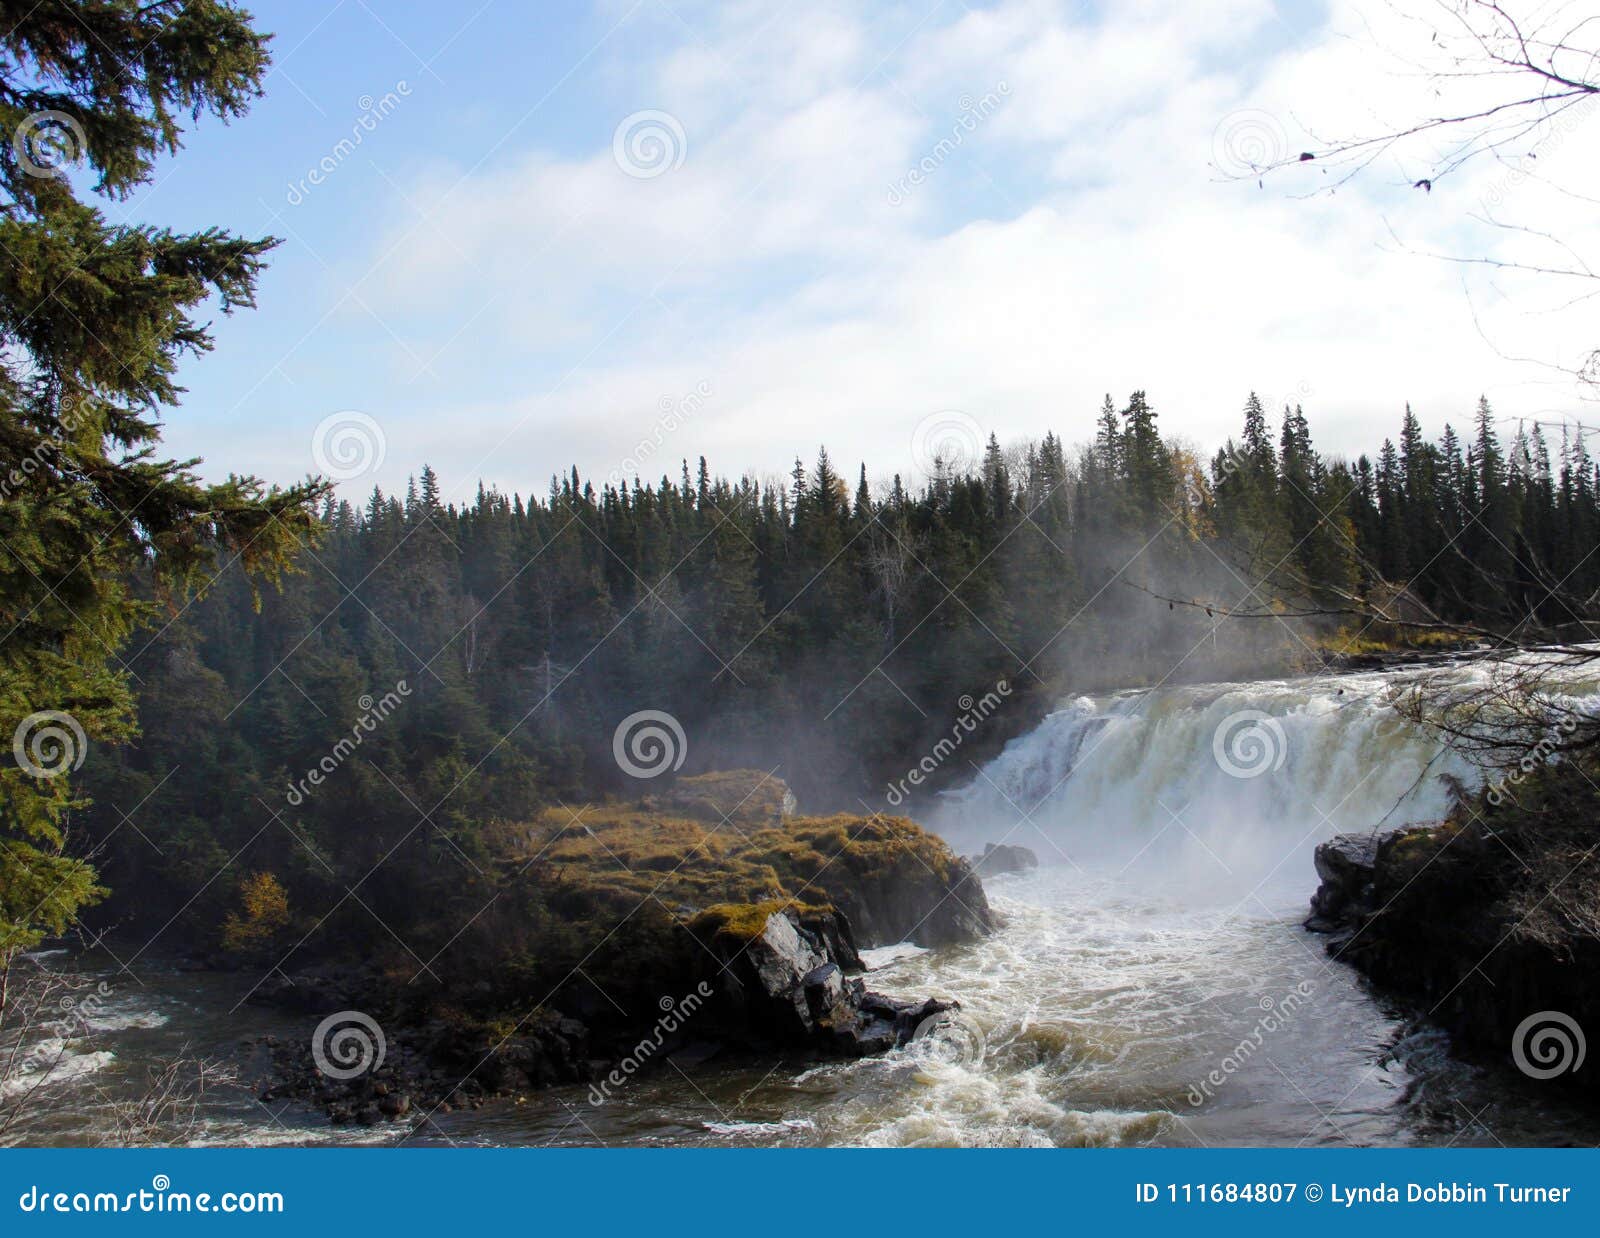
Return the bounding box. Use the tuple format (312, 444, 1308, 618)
(859, 942, 927, 970)
(183, 1118, 401, 1148)
(0, 1041, 116, 1098)
(78, 1011, 169, 1033)
(702, 1118, 816, 1137)
(795, 653, 1600, 1148)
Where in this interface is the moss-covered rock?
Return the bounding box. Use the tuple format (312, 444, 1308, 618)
(654, 769, 796, 827)
(498, 801, 993, 948)
(261, 782, 996, 1116)
(690, 899, 833, 943)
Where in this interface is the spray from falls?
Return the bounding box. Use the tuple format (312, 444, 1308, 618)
(933, 667, 1483, 905)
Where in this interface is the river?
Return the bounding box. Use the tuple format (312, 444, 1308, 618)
(10, 655, 1600, 1147)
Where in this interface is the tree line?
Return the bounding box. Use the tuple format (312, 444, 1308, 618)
(70, 392, 1600, 962)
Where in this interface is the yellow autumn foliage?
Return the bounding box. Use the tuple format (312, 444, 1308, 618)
(221, 871, 290, 953)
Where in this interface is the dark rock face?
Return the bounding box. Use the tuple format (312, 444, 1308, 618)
(245, 966, 370, 1013)
(825, 854, 994, 948)
(965, 842, 1039, 877)
(257, 905, 962, 1127)
(1306, 825, 1600, 1098)
(1319, 641, 1489, 675)
(467, 1019, 592, 1093)
(1303, 831, 1382, 936)
(697, 908, 956, 1057)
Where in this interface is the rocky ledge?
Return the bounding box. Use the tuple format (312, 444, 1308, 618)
(255, 1008, 593, 1128)
(253, 783, 990, 1125)
(1306, 823, 1600, 1098)
(1303, 831, 1383, 940)
(964, 841, 1039, 877)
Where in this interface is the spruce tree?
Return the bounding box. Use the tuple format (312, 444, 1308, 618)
(1469, 396, 1514, 602)
(1240, 391, 1275, 477)
(0, 2, 324, 962)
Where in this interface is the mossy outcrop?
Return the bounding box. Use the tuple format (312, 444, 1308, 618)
(654, 769, 797, 826)
(496, 798, 993, 947)
(262, 778, 993, 1121)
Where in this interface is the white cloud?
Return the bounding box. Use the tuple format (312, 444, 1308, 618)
(266, 0, 1599, 502)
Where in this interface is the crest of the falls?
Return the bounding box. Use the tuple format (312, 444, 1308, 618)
(933, 665, 1493, 904)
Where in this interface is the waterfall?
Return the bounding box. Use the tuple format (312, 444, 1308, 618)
(933, 666, 1487, 905)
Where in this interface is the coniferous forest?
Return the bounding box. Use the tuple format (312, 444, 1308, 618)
(77, 391, 1600, 963)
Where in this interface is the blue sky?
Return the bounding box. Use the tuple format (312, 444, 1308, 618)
(115, 0, 1597, 505)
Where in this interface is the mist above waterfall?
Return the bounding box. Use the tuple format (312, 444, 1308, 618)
(932, 665, 1491, 907)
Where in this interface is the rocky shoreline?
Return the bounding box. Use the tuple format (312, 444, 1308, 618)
(249, 793, 995, 1128)
(1306, 823, 1598, 1098)
(1314, 639, 1519, 677)
(253, 903, 977, 1129)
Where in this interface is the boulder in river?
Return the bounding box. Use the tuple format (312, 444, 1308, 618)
(254, 797, 995, 1119)
(965, 842, 1040, 877)
(693, 904, 958, 1057)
